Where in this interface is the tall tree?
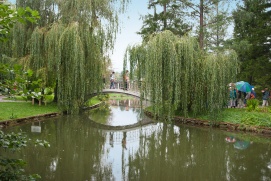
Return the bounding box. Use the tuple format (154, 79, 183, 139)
(124, 31, 239, 118)
(137, 0, 190, 41)
(1, 0, 131, 114)
(204, 0, 232, 51)
(232, 0, 271, 85)
(183, 0, 217, 49)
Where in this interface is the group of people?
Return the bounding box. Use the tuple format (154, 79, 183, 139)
(229, 87, 255, 108)
(109, 70, 129, 90)
(229, 86, 270, 108)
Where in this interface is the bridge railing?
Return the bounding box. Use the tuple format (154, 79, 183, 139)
(109, 80, 142, 92)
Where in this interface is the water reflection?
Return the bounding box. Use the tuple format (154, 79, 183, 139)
(2, 99, 271, 180)
(108, 98, 142, 109)
(122, 132, 127, 150)
(89, 98, 146, 126)
(31, 121, 41, 133)
(226, 136, 252, 150)
(233, 140, 251, 150)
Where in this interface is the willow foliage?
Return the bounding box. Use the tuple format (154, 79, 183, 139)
(57, 22, 85, 114)
(124, 31, 239, 118)
(44, 23, 65, 86)
(0, 0, 131, 114)
(12, 23, 30, 58)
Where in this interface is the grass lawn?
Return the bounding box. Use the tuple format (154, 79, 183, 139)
(197, 108, 271, 127)
(0, 93, 134, 121)
(1, 93, 271, 128)
(0, 102, 59, 121)
(146, 105, 271, 128)
(108, 93, 135, 100)
(85, 96, 101, 106)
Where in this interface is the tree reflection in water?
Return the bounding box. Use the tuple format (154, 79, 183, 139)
(2, 99, 271, 181)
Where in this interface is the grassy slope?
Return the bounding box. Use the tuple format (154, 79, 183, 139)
(3, 94, 269, 128)
(0, 102, 59, 121)
(146, 105, 271, 127)
(0, 93, 132, 121)
(85, 96, 101, 106)
(108, 93, 135, 100)
(197, 108, 271, 127)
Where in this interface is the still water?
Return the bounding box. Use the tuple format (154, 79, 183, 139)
(2, 98, 271, 181)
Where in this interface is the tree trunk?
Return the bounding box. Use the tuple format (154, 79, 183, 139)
(163, 3, 167, 30)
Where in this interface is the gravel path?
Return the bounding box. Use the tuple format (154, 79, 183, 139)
(0, 95, 18, 102)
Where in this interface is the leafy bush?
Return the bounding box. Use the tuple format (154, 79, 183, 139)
(246, 99, 259, 111)
(44, 87, 53, 95)
(44, 94, 54, 104)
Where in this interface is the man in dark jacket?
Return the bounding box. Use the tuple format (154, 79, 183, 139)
(262, 87, 270, 106)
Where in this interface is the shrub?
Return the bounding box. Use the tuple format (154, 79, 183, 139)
(246, 99, 259, 111)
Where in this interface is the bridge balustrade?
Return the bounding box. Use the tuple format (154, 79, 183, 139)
(107, 80, 142, 92)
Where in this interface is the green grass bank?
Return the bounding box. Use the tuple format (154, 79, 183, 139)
(0, 102, 59, 121)
(2, 94, 271, 135)
(0, 93, 136, 121)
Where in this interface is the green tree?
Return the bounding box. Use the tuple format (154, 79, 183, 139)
(137, 0, 191, 41)
(183, 0, 219, 49)
(2, 0, 131, 114)
(204, 0, 232, 51)
(232, 0, 271, 85)
(0, 2, 39, 42)
(124, 31, 239, 118)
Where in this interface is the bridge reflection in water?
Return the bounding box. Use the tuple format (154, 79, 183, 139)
(108, 98, 149, 109)
(88, 96, 157, 147)
(107, 124, 157, 147)
(103, 123, 181, 149)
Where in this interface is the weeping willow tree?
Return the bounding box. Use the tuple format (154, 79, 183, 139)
(0, 0, 131, 114)
(124, 30, 239, 118)
(56, 23, 85, 113)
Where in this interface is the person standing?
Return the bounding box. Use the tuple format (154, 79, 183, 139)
(110, 71, 115, 89)
(262, 87, 270, 106)
(236, 90, 243, 108)
(251, 88, 256, 99)
(229, 87, 237, 108)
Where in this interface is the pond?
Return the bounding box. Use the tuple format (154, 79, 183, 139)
(2, 97, 271, 181)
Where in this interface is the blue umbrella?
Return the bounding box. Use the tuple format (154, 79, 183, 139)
(235, 81, 252, 93)
(234, 141, 250, 150)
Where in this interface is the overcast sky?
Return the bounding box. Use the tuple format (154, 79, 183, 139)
(110, 0, 149, 72)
